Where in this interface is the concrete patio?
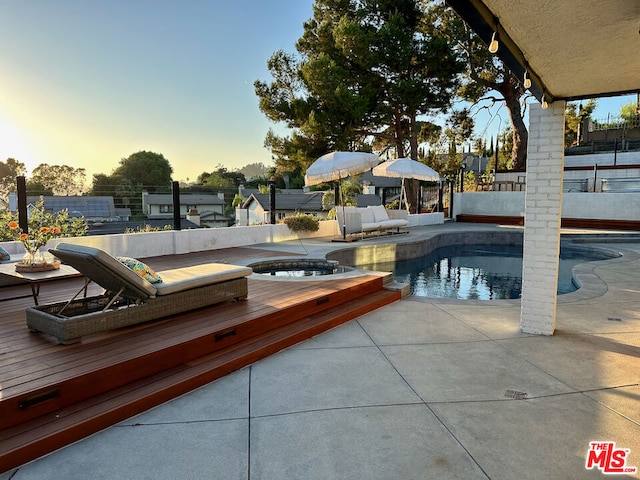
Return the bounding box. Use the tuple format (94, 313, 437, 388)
(2, 223, 639, 479)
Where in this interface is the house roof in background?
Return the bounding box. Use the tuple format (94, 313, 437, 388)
(361, 171, 403, 188)
(86, 219, 200, 236)
(446, 0, 640, 102)
(199, 210, 231, 221)
(27, 196, 115, 218)
(144, 194, 225, 205)
(356, 194, 383, 207)
(243, 192, 325, 211)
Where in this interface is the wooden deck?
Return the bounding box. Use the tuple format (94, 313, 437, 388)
(0, 247, 400, 473)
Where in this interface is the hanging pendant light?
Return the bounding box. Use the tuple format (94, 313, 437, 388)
(488, 30, 499, 53)
(523, 69, 532, 89)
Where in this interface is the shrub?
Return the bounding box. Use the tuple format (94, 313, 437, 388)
(282, 214, 319, 232)
(124, 224, 172, 234)
(385, 199, 400, 209)
(1, 198, 88, 243)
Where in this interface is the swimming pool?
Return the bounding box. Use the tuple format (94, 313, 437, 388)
(356, 243, 617, 299)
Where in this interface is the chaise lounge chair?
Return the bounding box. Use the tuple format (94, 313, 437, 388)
(25, 243, 252, 344)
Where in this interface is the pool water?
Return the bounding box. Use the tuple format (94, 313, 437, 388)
(358, 243, 617, 300)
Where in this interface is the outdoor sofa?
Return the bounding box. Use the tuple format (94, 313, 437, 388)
(335, 205, 410, 237)
(25, 243, 252, 344)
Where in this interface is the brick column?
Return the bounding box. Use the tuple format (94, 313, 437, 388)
(520, 101, 566, 335)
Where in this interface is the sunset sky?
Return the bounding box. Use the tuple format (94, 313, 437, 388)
(0, 1, 635, 184)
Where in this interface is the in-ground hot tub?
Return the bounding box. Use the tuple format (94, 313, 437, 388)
(248, 259, 355, 278)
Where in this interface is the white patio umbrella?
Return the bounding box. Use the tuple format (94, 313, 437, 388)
(305, 151, 380, 239)
(372, 158, 440, 212)
(304, 151, 380, 185)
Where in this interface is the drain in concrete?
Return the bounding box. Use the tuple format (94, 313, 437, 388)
(504, 389, 528, 400)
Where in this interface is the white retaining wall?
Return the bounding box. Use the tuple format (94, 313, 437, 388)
(1, 210, 447, 261)
(454, 191, 640, 221)
(564, 150, 640, 168)
(453, 192, 525, 217)
(407, 212, 445, 226)
(1, 220, 340, 259)
(498, 151, 640, 192)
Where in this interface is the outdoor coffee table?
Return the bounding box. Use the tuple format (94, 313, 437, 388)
(0, 262, 81, 305)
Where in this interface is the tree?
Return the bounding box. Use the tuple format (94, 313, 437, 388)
(0, 158, 26, 206)
(255, 0, 463, 212)
(112, 151, 173, 192)
(620, 101, 639, 124)
(200, 172, 234, 189)
(321, 190, 336, 211)
(239, 162, 269, 179)
(243, 175, 272, 189)
(196, 165, 246, 188)
(89, 173, 117, 197)
(25, 181, 53, 197)
(30, 164, 86, 195)
(440, 4, 529, 169)
(232, 194, 244, 208)
(114, 178, 142, 213)
(565, 99, 596, 148)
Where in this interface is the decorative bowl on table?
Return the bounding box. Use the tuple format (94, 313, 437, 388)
(15, 260, 61, 273)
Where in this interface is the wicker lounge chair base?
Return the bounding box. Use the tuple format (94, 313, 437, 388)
(25, 243, 252, 344)
(26, 277, 248, 344)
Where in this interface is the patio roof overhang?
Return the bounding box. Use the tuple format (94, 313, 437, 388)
(446, 0, 640, 103)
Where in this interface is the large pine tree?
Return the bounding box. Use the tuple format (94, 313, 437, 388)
(255, 0, 463, 210)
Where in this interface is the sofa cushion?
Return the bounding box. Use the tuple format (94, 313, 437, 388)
(335, 206, 355, 224)
(359, 207, 375, 224)
(369, 205, 390, 223)
(361, 222, 381, 232)
(155, 263, 253, 296)
(377, 219, 409, 230)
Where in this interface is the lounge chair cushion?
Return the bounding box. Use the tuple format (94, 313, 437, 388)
(51, 243, 158, 300)
(116, 256, 163, 284)
(155, 263, 252, 296)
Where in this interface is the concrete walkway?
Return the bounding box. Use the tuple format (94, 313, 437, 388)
(3, 224, 639, 479)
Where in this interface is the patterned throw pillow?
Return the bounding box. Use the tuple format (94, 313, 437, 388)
(116, 256, 163, 284)
(0, 246, 10, 262)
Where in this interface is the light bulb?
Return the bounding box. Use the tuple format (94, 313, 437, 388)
(523, 70, 531, 89)
(488, 31, 499, 53)
(541, 95, 548, 109)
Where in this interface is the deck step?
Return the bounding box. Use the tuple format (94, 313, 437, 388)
(0, 287, 399, 473)
(0, 275, 384, 431)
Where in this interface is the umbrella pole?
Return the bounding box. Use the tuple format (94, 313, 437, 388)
(404, 179, 410, 214)
(340, 182, 347, 240)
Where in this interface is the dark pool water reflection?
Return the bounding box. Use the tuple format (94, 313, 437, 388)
(358, 244, 617, 300)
